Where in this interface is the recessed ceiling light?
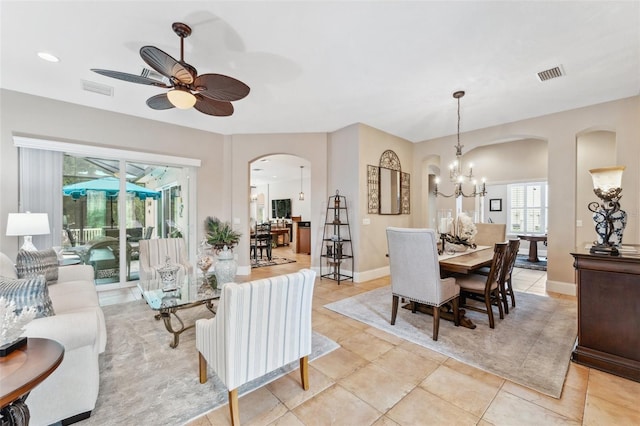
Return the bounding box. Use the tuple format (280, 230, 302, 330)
(37, 52, 60, 63)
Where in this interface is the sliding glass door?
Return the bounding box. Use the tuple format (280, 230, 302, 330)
(63, 155, 191, 288)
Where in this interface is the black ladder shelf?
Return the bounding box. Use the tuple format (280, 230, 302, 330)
(320, 190, 353, 284)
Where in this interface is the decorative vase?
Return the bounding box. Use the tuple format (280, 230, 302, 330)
(214, 245, 237, 286)
(593, 207, 627, 246)
(444, 242, 469, 254)
(157, 256, 180, 291)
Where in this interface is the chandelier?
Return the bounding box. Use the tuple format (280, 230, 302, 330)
(299, 166, 305, 201)
(434, 90, 487, 198)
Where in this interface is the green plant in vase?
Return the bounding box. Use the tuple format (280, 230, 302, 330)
(204, 216, 242, 252)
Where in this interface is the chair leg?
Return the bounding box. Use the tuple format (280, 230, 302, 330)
(198, 352, 208, 384)
(411, 301, 417, 313)
(228, 389, 240, 426)
(495, 289, 504, 320)
(391, 295, 399, 325)
(508, 278, 516, 307)
(300, 356, 309, 390)
(486, 297, 495, 328)
(432, 305, 440, 341)
(452, 297, 460, 327)
(500, 281, 509, 315)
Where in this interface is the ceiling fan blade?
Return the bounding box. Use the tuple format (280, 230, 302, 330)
(146, 93, 175, 110)
(195, 74, 250, 101)
(194, 94, 234, 116)
(140, 46, 194, 84)
(91, 69, 171, 88)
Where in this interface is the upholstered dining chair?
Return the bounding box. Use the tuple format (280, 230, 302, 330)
(196, 269, 315, 426)
(138, 237, 193, 282)
(474, 223, 507, 247)
(456, 242, 508, 328)
(386, 227, 460, 341)
(500, 238, 521, 314)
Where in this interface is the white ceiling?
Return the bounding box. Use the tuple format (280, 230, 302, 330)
(1, 1, 639, 146)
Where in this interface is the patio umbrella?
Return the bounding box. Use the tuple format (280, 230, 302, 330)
(62, 177, 161, 200)
(63, 177, 161, 231)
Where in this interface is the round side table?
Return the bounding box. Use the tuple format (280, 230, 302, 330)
(0, 338, 64, 425)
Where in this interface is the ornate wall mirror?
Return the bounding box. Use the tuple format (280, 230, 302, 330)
(368, 150, 410, 215)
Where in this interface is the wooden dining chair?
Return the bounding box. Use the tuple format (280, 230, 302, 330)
(252, 223, 272, 261)
(386, 227, 460, 341)
(455, 242, 507, 328)
(501, 239, 521, 314)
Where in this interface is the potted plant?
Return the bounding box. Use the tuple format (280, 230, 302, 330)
(204, 216, 242, 286)
(204, 216, 242, 251)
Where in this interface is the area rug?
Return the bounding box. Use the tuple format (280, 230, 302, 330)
(515, 254, 547, 271)
(251, 255, 297, 268)
(324, 286, 576, 398)
(83, 300, 338, 425)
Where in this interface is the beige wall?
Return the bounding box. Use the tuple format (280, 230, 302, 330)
(0, 89, 224, 260)
(228, 132, 328, 273)
(2, 88, 638, 292)
(414, 96, 640, 294)
(576, 131, 616, 247)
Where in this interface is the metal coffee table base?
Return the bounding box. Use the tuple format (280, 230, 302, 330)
(153, 299, 217, 348)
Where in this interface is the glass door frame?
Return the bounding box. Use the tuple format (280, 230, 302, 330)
(14, 136, 201, 290)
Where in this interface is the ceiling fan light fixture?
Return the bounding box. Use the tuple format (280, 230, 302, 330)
(167, 87, 196, 109)
(37, 52, 60, 62)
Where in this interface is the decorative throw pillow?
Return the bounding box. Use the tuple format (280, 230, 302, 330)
(16, 248, 59, 284)
(0, 275, 55, 318)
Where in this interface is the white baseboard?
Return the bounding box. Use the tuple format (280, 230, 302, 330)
(546, 279, 576, 296)
(354, 266, 389, 283)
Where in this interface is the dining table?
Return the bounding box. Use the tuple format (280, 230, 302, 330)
(438, 245, 494, 274)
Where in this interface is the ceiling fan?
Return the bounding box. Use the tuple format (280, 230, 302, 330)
(92, 22, 249, 116)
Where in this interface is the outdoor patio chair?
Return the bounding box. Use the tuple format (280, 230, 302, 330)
(83, 236, 132, 280)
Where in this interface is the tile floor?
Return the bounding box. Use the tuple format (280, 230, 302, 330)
(97, 248, 640, 426)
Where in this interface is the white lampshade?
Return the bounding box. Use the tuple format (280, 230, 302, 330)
(167, 88, 196, 109)
(589, 166, 625, 191)
(6, 212, 50, 251)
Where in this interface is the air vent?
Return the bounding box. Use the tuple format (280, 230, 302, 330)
(537, 66, 564, 82)
(81, 80, 113, 96)
(141, 67, 171, 85)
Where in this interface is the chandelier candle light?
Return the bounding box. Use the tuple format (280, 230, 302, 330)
(434, 91, 487, 198)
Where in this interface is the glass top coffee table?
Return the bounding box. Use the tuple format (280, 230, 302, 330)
(137, 275, 221, 348)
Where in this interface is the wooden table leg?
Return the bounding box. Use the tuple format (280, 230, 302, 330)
(528, 240, 539, 262)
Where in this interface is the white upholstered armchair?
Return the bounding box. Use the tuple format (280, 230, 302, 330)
(196, 269, 316, 425)
(386, 227, 460, 340)
(138, 238, 193, 281)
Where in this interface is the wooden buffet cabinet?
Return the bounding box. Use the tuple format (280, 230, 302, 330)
(571, 246, 640, 382)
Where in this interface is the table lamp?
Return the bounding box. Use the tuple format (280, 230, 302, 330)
(6, 212, 50, 251)
(587, 166, 626, 255)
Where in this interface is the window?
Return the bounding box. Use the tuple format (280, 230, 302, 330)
(507, 182, 548, 234)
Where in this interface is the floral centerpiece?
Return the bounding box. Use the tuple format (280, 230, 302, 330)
(441, 212, 477, 252)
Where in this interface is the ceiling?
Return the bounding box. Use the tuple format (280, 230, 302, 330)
(1, 1, 639, 144)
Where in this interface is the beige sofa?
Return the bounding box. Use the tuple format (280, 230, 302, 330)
(0, 252, 106, 425)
